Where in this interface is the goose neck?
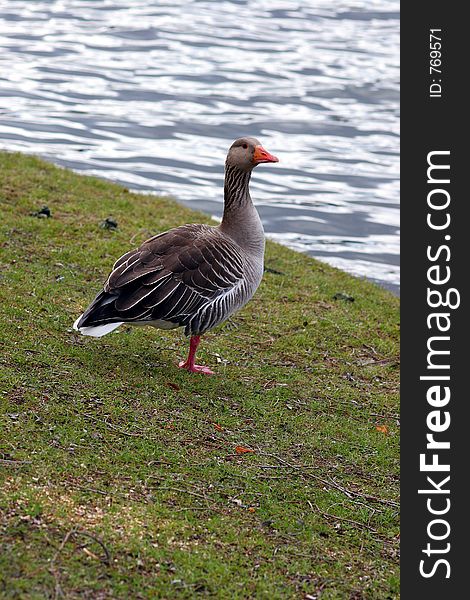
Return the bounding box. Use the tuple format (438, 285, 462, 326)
(220, 164, 264, 256)
(223, 164, 252, 213)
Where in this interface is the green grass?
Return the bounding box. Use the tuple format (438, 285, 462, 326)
(0, 151, 399, 599)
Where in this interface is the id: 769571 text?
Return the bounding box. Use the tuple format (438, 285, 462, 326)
(429, 29, 442, 98)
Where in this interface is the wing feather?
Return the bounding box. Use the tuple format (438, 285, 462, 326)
(78, 224, 245, 332)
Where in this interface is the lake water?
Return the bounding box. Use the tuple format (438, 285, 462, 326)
(0, 0, 400, 293)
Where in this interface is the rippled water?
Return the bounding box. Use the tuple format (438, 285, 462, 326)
(0, 0, 399, 292)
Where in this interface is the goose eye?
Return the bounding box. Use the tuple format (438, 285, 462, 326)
(242, 144, 248, 149)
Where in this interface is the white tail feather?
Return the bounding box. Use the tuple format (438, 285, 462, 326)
(73, 315, 123, 338)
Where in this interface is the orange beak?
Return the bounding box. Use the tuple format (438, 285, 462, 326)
(253, 145, 279, 164)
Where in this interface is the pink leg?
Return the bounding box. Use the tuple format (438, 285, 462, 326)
(178, 335, 214, 375)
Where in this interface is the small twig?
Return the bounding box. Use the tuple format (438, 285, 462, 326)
(83, 413, 160, 440)
(309, 501, 379, 534)
(52, 529, 76, 565)
(370, 412, 400, 420)
(156, 486, 209, 501)
(72, 484, 109, 496)
(52, 528, 111, 566)
(48, 567, 64, 600)
(153, 485, 219, 512)
(174, 507, 211, 512)
(245, 464, 293, 469)
(255, 452, 399, 508)
(308, 473, 399, 508)
(74, 531, 111, 565)
(82, 547, 101, 561)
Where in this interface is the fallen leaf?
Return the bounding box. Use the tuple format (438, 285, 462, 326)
(167, 382, 180, 391)
(235, 446, 254, 455)
(248, 507, 256, 513)
(376, 425, 388, 434)
(212, 423, 223, 431)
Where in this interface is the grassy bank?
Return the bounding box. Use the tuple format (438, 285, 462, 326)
(0, 151, 399, 599)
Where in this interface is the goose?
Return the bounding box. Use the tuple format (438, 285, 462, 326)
(73, 137, 279, 375)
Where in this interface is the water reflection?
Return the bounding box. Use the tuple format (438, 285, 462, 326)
(0, 0, 399, 292)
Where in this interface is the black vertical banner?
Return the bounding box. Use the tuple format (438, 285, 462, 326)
(401, 4, 467, 598)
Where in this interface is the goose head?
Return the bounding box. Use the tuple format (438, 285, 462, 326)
(226, 137, 279, 171)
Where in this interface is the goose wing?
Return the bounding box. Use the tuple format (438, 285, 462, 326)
(77, 224, 245, 332)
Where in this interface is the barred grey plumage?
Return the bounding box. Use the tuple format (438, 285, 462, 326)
(73, 137, 279, 374)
